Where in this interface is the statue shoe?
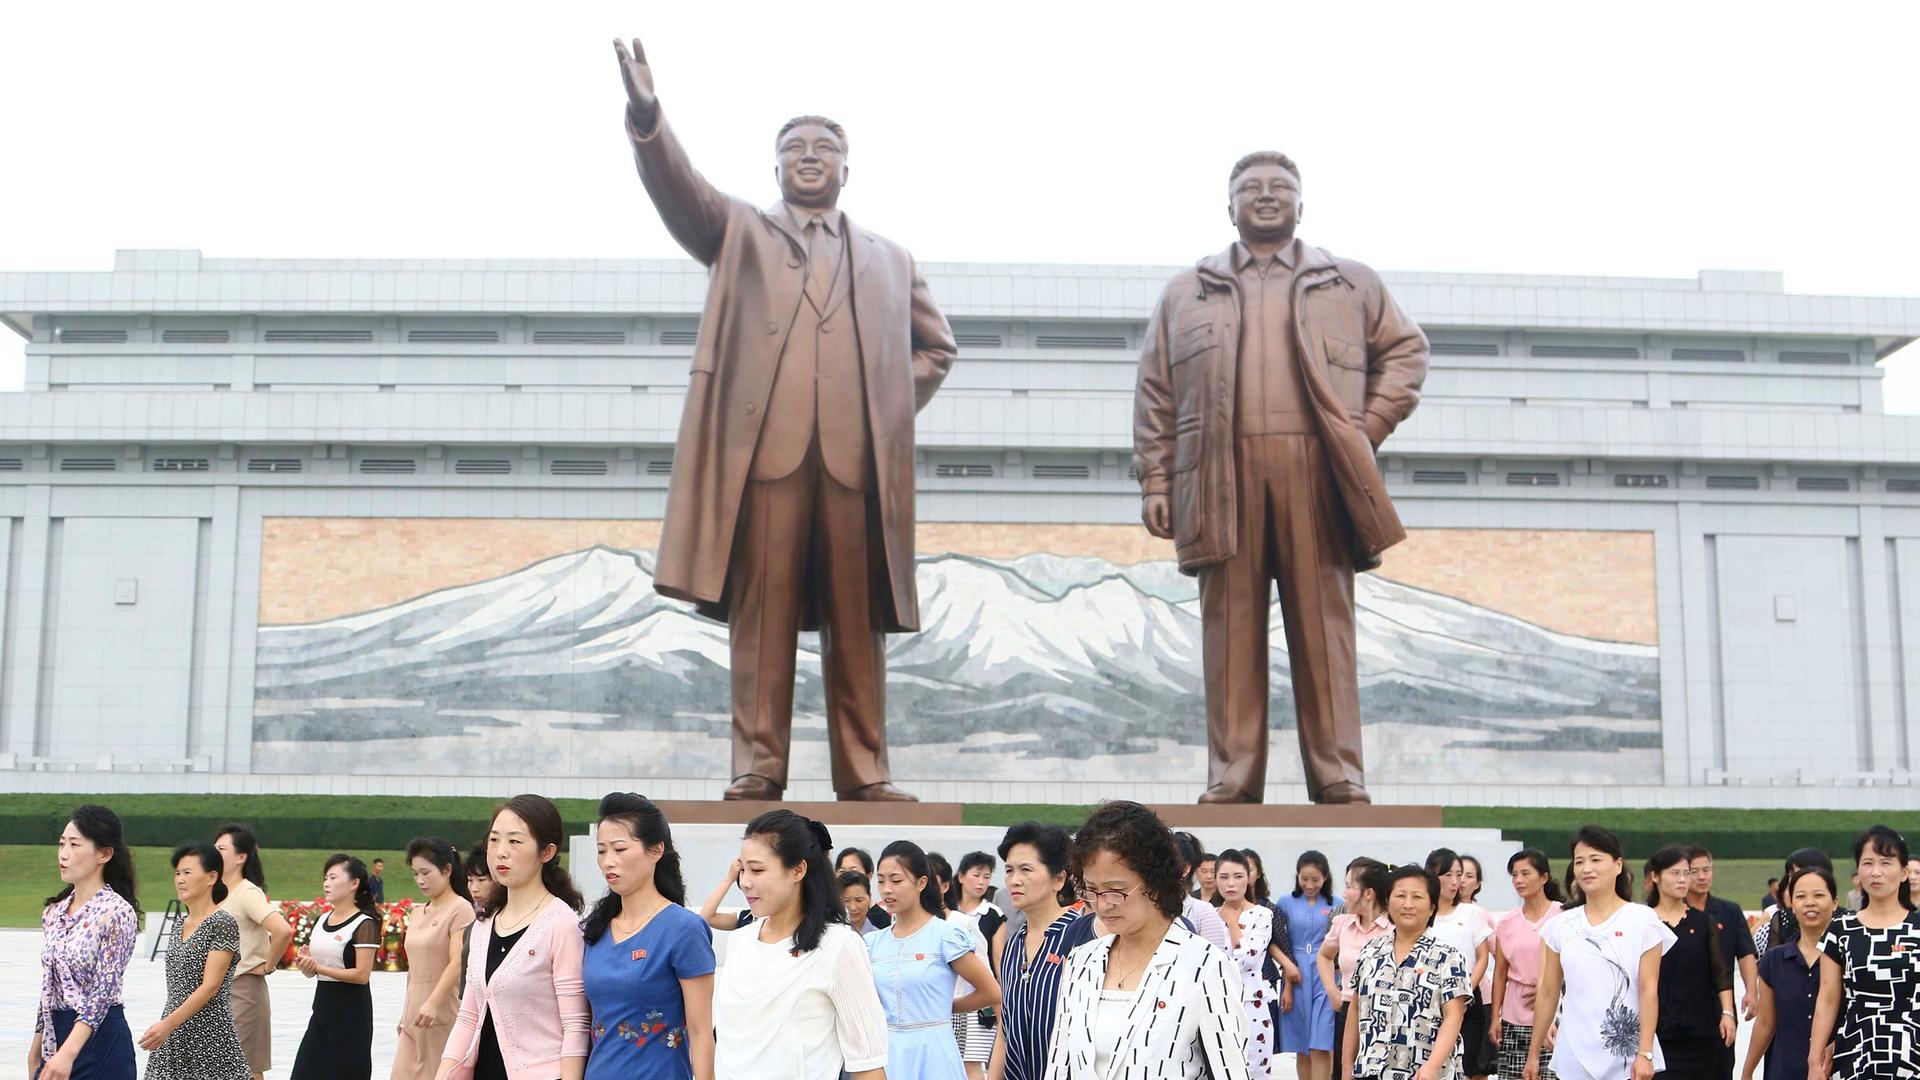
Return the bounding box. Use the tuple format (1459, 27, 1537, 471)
(1198, 785, 1259, 805)
(1315, 781, 1372, 805)
(840, 782, 919, 802)
(722, 774, 784, 801)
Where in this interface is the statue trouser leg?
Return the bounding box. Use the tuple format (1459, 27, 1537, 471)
(1267, 436, 1363, 800)
(1198, 439, 1276, 802)
(727, 462, 814, 789)
(1199, 435, 1363, 802)
(811, 470, 891, 794)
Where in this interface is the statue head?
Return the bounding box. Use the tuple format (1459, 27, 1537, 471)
(1227, 151, 1302, 244)
(775, 115, 849, 210)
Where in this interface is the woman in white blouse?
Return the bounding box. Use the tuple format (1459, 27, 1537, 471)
(1426, 848, 1494, 1080)
(1212, 850, 1277, 1079)
(1045, 801, 1249, 1080)
(712, 810, 888, 1080)
(1525, 826, 1676, 1080)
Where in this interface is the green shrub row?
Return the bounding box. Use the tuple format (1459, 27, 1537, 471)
(4, 795, 1908, 863)
(1443, 806, 1915, 861)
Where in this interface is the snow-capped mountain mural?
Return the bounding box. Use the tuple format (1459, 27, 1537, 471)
(252, 545, 1660, 782)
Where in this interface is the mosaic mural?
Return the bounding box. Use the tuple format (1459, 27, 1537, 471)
(251, 521, 1661, 785)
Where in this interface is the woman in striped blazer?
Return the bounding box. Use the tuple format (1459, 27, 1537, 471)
(1044, 802, 1249, 1080)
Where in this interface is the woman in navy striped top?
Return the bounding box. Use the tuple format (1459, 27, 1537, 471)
(987, 822, 1083, 1080)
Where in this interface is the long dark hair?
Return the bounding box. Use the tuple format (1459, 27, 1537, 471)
(1564, 825, 1633, 907)
(404, 837, 474, 907)
(1459, 854, 1485, 904)
(1242, 847, 1273, 902)
(324, 854, 379, 920)
(1354, 861, 1391, 917)
(1293, 849, 1332, 901)
(46, 804, 140, 912)
(582, 792, 687, 944)
(489, 794, 584, 913)
(1783, 865, 1841, 910)
(744, 810, 845, 954)
(881, 840, 948, 918)
(926, 851, 954, 912)
(954, 851, 996, 910)
(1210, 849, 1254, 907)
(216, 823, 266, 890)
(1854, 824, 1915, 911)
(172, 843, 230, 905)
(1642, 844, 1692, 905)
(1507, 848, 1565, 903)
(464, 841, 493, 917)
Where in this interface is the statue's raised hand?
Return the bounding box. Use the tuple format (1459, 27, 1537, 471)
(613, 38, 658, 128)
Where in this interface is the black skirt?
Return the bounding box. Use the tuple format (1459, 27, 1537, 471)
(289, 981, 373, 1080)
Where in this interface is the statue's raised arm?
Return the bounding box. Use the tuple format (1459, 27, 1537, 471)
(612, 36, 729, 265)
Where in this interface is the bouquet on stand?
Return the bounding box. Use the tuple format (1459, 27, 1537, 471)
(277, 898, 334, 969)
(377, 898, 415, 972)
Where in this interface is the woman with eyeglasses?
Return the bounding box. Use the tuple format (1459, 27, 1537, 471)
(1043, 801, 1248, 1080)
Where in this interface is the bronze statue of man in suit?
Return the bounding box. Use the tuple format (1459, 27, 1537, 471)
(614, 38, 956, 802)
(1134, 152, 1429, 805)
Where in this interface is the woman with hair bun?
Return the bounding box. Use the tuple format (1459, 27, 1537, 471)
(1525, 826, 1676, 1080)
(712, 810, 888, 1080)
(437, 794, 589, 1080)
(1490, 849, 1563, 1080)
(391, 838, 477, 1080)
(580, 792, 715, 1080)
(988, 821, 1084, 1080)
(213, 824, 291, 1080)
(867, 840, 1000, 1080)
(33, 804, 140, 1080)
(290, 854, 382, 1080)
(141, 843, 252, 1080)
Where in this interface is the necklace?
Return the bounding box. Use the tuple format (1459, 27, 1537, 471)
(1108, 942, 1150, 990)
(611, 896, 670, 940)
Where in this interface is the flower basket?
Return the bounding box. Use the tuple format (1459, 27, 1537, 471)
(377, 899, 414, 973)
(277, 898, 333, 969)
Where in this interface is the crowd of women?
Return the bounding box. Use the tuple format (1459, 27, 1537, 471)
(31, 796, 1920, 1080)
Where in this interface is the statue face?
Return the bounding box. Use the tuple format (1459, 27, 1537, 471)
(775, 123, 848, 208)
(1228, 164, 1301, 241)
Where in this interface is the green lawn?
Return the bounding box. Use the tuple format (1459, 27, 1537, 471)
(1, 846, 434, 928)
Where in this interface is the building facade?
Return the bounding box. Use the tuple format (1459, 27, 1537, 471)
(2, 249, 1918, 807)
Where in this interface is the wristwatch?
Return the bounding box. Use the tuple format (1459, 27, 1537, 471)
(1639, 1051, 1656, 1063)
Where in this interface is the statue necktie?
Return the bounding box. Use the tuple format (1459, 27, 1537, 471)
(805, 217, 833, 304)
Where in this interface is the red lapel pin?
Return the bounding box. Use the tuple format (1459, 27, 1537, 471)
(632, 948, 649, 961)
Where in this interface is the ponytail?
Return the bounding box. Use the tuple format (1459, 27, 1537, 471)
(744, 810, 846, 954)
(880, 841, 947, 919)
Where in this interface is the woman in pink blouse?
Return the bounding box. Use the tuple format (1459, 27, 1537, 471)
(33, 804, 140, 1080)
(436, 794, 589, 1080)
(1489, 849, 1564, 1080)
(1315, 858, 1391, 1072)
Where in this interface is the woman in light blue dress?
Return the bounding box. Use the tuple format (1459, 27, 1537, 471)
(1275, 850, 1337, 1078)
(866, 841, 1001, 1080)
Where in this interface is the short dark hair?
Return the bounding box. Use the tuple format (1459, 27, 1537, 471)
(998, 821, 1076, 906)
(838, 870, 871, 894)
(836, 847, 874, 875)
(1386, 864, 1439, 924)
(1069, 800, 1186, 919)
(1682, 845, 1711, 862)
(1229, 151, 1300, 186)
(777, 115, 847, 152)
(372, 858, 385, 867)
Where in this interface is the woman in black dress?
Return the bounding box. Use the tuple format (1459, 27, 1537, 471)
(289, 854, 380, 1080)
(1643, 845, 1734, 1078)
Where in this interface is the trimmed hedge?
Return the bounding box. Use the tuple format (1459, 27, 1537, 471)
(0, 794, 603, 850)
(3, 796, 1907, 863)
(1443, 806, 1916, 861)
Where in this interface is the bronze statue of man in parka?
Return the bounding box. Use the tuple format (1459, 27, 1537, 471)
(1134, 152, 1429, 804)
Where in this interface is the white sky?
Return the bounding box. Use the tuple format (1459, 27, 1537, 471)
(3, 1, 1916, 408)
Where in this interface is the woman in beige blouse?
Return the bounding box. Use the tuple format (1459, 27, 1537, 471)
(216, 824, 294, 1080)
(391, 837, 477, 1080)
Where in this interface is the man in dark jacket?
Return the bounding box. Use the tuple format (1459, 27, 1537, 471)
(1134, 152, 1428, 805)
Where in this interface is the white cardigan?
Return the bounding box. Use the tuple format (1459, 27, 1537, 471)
(1045, 920, 1250, 1080)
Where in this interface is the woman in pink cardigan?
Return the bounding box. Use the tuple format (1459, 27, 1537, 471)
(436, 795, 589, 1080)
